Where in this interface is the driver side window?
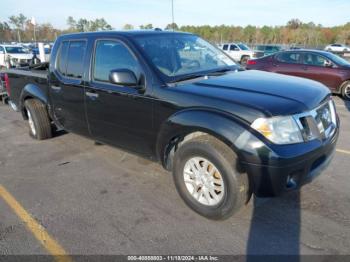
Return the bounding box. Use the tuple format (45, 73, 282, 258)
(303, 53, 327, 67)
(230, 44, 239, 51)
(93, 40, 140, 83)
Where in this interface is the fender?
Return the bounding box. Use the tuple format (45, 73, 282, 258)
(156, 108, 249, 169)
(19, 83, 48, 119)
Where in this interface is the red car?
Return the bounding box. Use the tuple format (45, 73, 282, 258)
(246, 50, 350, 99)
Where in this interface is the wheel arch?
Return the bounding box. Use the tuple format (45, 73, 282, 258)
(156, 109, 248, 171)
(19, 84, 48, 120)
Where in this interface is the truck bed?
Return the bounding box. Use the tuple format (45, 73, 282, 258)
(5, 63, 49, 108)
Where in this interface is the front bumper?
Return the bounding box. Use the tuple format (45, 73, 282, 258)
(238, 124, 339, 197)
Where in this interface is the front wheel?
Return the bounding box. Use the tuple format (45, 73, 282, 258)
(172, 135, 250, 220)
(24, 99, 52, 140)
(341, 81, 350, 100)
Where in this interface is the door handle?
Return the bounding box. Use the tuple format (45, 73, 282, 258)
(86, 91, 99, 98)
(302, 66, 308, 70)
(51, 85, 61, 91)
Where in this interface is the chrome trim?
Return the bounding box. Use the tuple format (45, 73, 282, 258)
(292, 99, 337, 142)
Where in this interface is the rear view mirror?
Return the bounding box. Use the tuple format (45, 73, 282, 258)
(109, 69, 137, 86)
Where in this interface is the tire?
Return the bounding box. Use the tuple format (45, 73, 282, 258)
(172, 135, 250, 220)
(341, 81, 350, 100)
(24, 99, 52, 140)
(240, 56, 249, 66)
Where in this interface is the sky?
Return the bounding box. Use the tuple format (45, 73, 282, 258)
(0, 0, 349, 29)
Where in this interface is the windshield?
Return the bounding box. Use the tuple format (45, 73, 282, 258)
(5, 46, 28, 54)
(134, 34, 238, 82)
(238, 44, 250, 50)
(324, 52, 350, 66)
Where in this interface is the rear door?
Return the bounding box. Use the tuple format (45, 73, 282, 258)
(85, 38, 154, 155)
(49, 40, 90, 136)
(270, 52, 304, 77)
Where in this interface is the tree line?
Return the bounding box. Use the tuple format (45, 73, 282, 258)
(0, 15, 349, 47)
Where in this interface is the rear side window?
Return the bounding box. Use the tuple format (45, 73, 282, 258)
(56, 40, 86, 79)
(223, 44, 228, 51)
(66, 41, 86, 78)
(93, 40, 140, 83)
(57, 41, 69, 75)
(276, 52, 300, 64)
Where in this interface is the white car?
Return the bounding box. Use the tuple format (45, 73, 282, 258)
(219, 43, 256, 65)
(325, 44, 349, 52)
(0, 45, 33, 69)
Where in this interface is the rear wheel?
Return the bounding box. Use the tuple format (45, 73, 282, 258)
(24, 99, 52, 140)
(172, 135, 250, 220)
(341, 81, 350, 100)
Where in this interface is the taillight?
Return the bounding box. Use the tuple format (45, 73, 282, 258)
(4, 73, 10, 96)
(247, 60, 257, 65)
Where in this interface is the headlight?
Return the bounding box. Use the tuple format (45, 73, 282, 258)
(251, 116, 303, 144)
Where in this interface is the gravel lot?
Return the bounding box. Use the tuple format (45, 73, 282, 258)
(0, 96, 349, 257)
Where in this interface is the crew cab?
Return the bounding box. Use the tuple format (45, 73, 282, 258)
(0, 45, 33, 69)
(219, 43, 261, 65)
(4, 31, 339, 220)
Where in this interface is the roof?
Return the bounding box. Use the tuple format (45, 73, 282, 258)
(282, 49, 333, 55)
(59, 30, 192, 39)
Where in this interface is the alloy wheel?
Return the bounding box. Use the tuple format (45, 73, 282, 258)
(183, 157, 225, 206)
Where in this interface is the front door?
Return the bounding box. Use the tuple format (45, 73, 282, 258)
(228, 44, 240, 61)
(300, 53, 340, 91)
(85, 39, 154, 156)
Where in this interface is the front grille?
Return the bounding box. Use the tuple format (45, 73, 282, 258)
(294, 100, 337, 142)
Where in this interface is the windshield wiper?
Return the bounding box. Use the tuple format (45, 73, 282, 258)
(206, 67, 235, 76)
(168, 67, 240, 84)
(168, 73, 207, 83)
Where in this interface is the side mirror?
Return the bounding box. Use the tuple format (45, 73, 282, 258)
(0, 51, 4, 54)
(324, 60, 333, 68)
(109, 69, 138, 86)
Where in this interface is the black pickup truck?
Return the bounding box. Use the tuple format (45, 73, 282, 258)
(4, 31, 339, 219)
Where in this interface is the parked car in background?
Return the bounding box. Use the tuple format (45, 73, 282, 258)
(31, 47, 51, 63)
(3, 31, 339, 220)
(325, 44, 349, 52)
(0, 72, 9, 103)
(255, 44, 283, 56)
(219, 43, 262, 65)
(0, 45, 33, 68)
(246, 49, 350, 99)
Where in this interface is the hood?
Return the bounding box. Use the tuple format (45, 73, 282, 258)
(171, 70, 330, 122)
(8, 53, 33, 60)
